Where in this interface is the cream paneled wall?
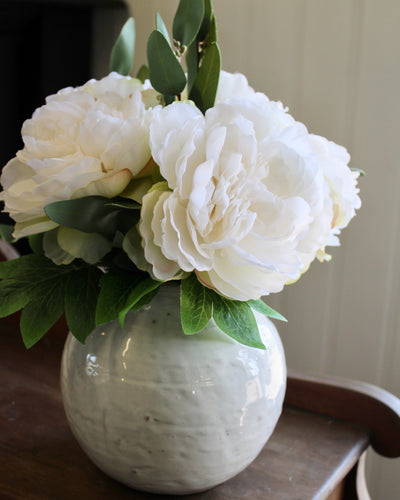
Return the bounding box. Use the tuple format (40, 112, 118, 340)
(122, 1, 399, 497)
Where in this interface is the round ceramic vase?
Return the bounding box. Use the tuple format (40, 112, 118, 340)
(60, 283, 286, 495)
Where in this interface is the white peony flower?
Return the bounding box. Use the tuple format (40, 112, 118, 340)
(216, 70, 258, 102)
(139, 97, 360, 301)
(0, 72, 160, 238)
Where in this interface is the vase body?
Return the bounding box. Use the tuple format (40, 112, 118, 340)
(60, 283, 286, 495)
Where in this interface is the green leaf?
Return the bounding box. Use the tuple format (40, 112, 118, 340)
(186, 42, 198, 94)
(43, 229, 74, 265)
(136, 64, 149, 83)
(28, 233, 44, 255)
(198, 0, 213, 41)
(0, 280, 31, 318)
(351, 167, 366, 177)
(189, 42, 221, 114)
(208, 12, 218, 43)
(44, 196, 138, 239)
(118, 277, 161, 327)
(164, 94, 176, 105)
(105, 199, 141, 210)
(57, 227, 113, 265)
(173, 0, 205, 47)
(20, 281, 65, 349)
(180, 274, 212, 334)
(247, 299, 287, 322)
(0, 257, 25, 279)
(65, 267, 102, 343)
(156, 12, 171, 46)
(95, 269, 143, 326)
(0, 224, 14, 242)
(147, 30, 187, 97)
(131, 287, 159, 312)
(0, 254, 72, 281)
(212, 294, 265, 349)
(109, 17, 135, 76)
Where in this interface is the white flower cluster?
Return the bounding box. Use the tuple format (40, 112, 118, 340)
(0, 71, 361, 301)
(0, 73, 159, 238)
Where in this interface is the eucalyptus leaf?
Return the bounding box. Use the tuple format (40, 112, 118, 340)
(180, 274, 212, 334)
(212, 294, 265, 349)
(0, 224, 14, 242)
(247, 299, 287, 322)
(136, 64, 149, 83)
(65, 267, 102, 343)
(156, 12, 171, 46)
(173, 0, 205, 47)
(186, 42, 198, 94)
(189, 42, 221, 114)
(147, 30, 187, 96)
(198, 0, 213, 41)
(208, 12, 217, 43)
(109, 17, 135, 76)
(163, 94, 176, 105)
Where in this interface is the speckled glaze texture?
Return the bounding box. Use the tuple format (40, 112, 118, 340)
(60, 283, 286, 495)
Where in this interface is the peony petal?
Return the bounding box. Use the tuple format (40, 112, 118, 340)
(72, 168, 133, 199)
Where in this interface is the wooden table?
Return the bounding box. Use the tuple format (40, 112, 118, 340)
(1, 316, 399, 500)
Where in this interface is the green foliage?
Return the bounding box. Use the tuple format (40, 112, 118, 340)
(247, 299, 287, 322)
(28, 233, 44, 255)
(109, 17, 135, 76)
(212, 294, 265, 349)
(181, 274, 272, 349)
(156, 12, 171, 46)
(95, 269, 143, 325)
(44, 196, 139, 239)
(20, 283, 65, 348)
(105, 199, 141, 210)
(180, 273, 212, 334)
(144, 0, 220, 109)
(65, 267, 102, 343)
(95, 269, 160, 328)
(351, 167, 366, 177)
(173, 0, 205, 47)
(0, 224, 14, 242)
(186, 42, 198, 94)
(147, 30, 187, 98)
(180, 274, 287, 349)
(136, 64, 149, 83)
(0, 255, 86, 347)
(118, 277, 161, 327)
(189, 42, 221, 114)
(197, 0, 213, 40)
(0, 254, 162, 348)
(0, 280, 31, 318)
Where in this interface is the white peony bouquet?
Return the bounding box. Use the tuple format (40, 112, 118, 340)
(0, 0, 360, 349)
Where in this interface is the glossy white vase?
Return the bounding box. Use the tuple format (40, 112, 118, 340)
(60, 283, 286, 495)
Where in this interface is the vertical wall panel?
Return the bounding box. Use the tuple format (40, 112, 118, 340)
(126, 1, 400, 497)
